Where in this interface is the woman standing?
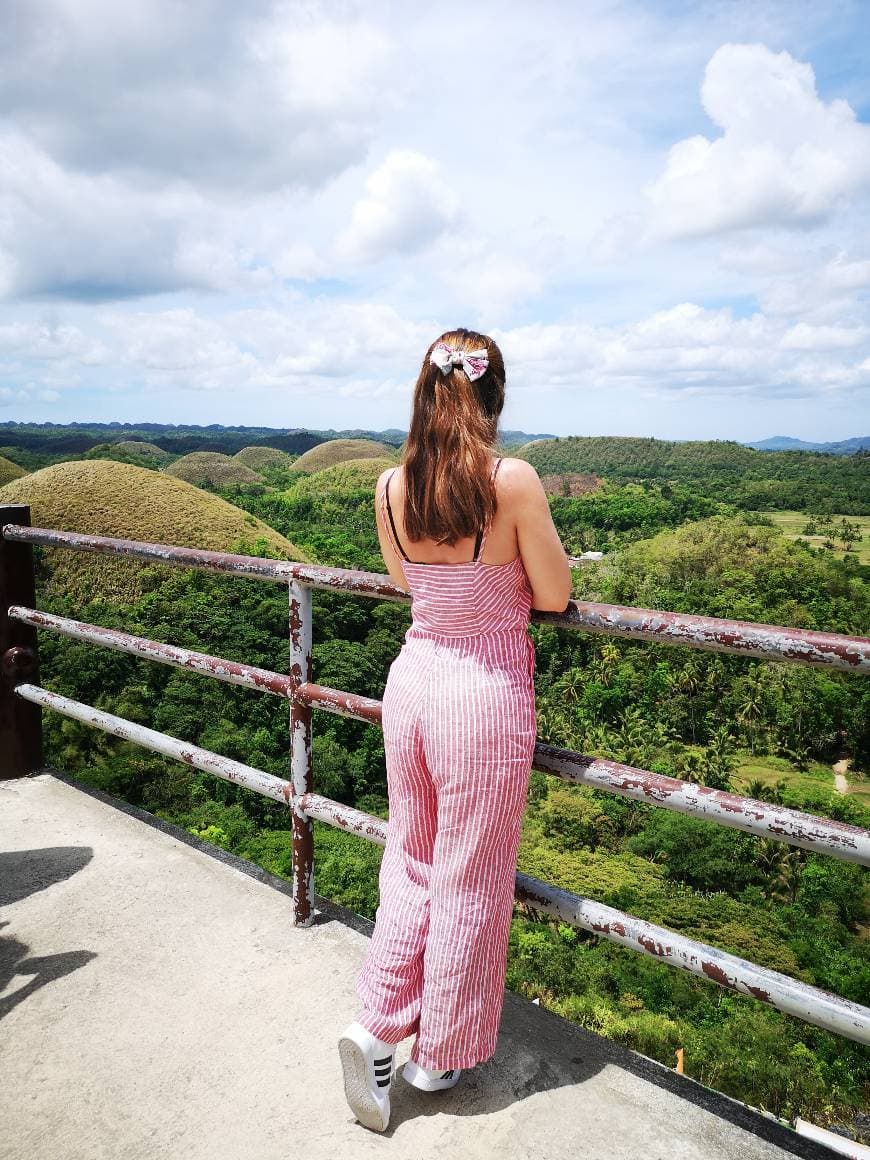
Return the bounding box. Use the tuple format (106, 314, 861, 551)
(339, 328, 572, 1132)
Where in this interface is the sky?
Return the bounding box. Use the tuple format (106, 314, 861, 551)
(1, 0, 869, 442)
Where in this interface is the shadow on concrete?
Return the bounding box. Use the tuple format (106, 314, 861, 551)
(0, 924, 97, 1021)
(0, 845, 93, 906)
(0, 844, 97, 1020)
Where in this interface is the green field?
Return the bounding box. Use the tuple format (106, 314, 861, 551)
(733, 752, 870, 809)
(757, 509, 870, 563)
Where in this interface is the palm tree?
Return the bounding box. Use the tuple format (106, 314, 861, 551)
(738, 776, 773, 802)
(755, 838, 806, 903)
(591, 640, 621, 688)
(735, 669, 767, 756)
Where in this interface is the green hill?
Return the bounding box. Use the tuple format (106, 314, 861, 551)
(289, 457, 396, 499)
(112, 440, 169, 459)
(0, 453, 28, 486)
(164, 452, 264, 486)
(293, 439, 400, 473)
(233, 446, 295, 472)
(0, 459, 309, 605)
(518, 436, 870, 514)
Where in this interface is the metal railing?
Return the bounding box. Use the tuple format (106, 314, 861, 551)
(1, 502, 869, 1048)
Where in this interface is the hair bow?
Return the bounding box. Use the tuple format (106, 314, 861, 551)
(429, 341, 489, 382)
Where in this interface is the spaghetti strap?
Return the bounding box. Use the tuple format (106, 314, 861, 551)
(382, 456, 502, 565)
(474, 457, 502, 562)
(381, 469, 411, 561)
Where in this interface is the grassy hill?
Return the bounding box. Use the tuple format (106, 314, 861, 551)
(0, 453, 28, 486)
(518, 435, 870, 514)
(288, 456, 396, 499)
(164, 452, 265, 487)
(233, 446, 295, 472)
(112, 440, 168, 459)
(293, 438, 400, 473)
(0, 459, 309, 605)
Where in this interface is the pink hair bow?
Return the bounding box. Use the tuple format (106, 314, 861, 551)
(429, 341, 489, 382)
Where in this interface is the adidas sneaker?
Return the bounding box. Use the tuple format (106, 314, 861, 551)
(338, 1020, 399, 1132)
(403, 1058, 463, 1091)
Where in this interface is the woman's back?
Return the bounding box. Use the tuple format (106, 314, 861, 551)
(377, 454, 571, 620)
(382, 456, 519, 568)
(378, 456, 534, 639)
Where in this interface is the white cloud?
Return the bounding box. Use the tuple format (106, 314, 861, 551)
(0, 0, 392, 192)
(4, 296, 867, 410)
(643, 43, 870, 241)
(336, 150, 460, 262)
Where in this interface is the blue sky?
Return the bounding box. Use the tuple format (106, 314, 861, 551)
(1, 0, 869, 441)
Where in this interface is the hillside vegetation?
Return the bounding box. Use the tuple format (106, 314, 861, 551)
(288, 457, 397, 498)
(0, 453, 27, 485)
(233, 446, 295, 472)
(539, 471, 604, 497)
(82, 440, 171, 468)
(519, 435, 870, 514)
(293, 438, 400, 473)
(113, 440, 168, 459)
(164, 451, 265, 487)
(0, 459, 309, 605)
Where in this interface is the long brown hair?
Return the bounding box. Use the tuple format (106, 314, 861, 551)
(400, 327, 506, 547)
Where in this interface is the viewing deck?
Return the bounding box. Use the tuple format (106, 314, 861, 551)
(0, 771, 849, 1160)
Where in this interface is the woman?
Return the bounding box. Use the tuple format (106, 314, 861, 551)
(338, 327, 572, 1132)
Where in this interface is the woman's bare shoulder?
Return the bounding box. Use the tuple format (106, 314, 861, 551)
(496, 457, 540, 491)
(375, 464, 397, 490)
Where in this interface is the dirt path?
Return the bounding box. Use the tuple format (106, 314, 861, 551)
(832, 758, 851, 794)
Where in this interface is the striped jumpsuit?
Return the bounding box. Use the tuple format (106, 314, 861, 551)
(355, 456, 537, 1070)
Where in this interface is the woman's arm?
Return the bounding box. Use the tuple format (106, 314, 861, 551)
(507, 459, 573, 612)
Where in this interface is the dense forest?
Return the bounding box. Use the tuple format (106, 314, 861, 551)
(0, 429, 867, 1141)
(520, 434, 870, 515)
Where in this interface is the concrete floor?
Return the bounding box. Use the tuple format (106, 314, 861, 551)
(0, 772, 840, 1160)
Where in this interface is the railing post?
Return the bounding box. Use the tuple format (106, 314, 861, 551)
(288, 578, 315, 925)
(1, 504, 43, 778)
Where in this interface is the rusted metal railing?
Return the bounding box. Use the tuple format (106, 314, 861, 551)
(2, 505, 869, 1048)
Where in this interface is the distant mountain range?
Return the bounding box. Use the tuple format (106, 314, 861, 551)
(738, 435, 870, 455)
(1, 421, 865, 456)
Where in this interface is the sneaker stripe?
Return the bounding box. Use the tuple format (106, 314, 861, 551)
(373, 1055, 393, 1065)
(376, 1078, 391, 1087)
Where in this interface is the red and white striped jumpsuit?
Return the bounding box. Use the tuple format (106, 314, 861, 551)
(355, 456, 537, 1070)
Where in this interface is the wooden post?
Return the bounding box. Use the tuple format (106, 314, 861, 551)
(0, 504, 43, 778)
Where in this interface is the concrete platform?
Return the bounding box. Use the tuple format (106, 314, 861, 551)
(0, 771, 843, 1160)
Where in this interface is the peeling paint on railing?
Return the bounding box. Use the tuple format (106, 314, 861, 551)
(511, 872, 870, 1047)
(300, 791, 388, 846)
(535, 599, 870, 672)
(531, 740, 870, 865)
(0, 523, 404, 598)
(11, 682, 292, 804)
(7, 605, 295, 696)
(4, 510, 870, 1044)
(3, 522, 868, 670)
(288, 579, 315, 925)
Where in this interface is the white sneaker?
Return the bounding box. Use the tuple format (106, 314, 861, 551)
(403, 1058, 463, 1091)
(338, 1020, 399, 1132)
